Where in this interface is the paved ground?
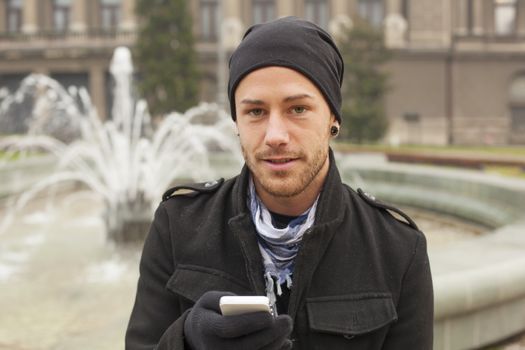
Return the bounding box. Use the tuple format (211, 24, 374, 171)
(0, 191, 523, 349)
(0, 192, 140, 350)
(403, 206, 487, 248)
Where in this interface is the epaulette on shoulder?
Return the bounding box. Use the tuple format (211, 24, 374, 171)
(357, 188, 419, 231)
(162, 178, 224, 201)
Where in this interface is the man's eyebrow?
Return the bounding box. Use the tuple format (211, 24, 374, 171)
(240, 98, 265, 105)
(239, 94, 313, 105)
(283, 94, 314, 102)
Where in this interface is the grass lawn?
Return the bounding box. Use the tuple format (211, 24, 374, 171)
(333, 142, 525, 179)
(333, 142, 525, 158)
(484, 165, 525, 179)
(0, 150, 43, 161)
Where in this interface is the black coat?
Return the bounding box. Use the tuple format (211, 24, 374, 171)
(126, 155, 434, 349)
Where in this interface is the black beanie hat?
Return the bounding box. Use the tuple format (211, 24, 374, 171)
(228, 16, 344, 124)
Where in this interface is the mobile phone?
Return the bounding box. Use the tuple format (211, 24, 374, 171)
(219, 296, 271, 316)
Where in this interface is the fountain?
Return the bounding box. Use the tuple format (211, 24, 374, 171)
(0, 46, 242, 243)
(0, 73, 83, 143)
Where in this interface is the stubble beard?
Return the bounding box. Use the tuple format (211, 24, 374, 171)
(241, 145, 329, 198)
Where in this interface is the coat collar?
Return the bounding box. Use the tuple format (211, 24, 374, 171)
(313, 148, 346, 227)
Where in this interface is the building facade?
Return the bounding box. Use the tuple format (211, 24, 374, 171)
(0, 0, 137, 120)
(385, 0, 525, 145)
(1, 0, 524, 144)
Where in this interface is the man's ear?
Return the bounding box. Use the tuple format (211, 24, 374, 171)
(330, 115, 340, 137)
(234, 122, 240, 136)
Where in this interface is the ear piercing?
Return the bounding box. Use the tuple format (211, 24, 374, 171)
(330, 125, 339, 137)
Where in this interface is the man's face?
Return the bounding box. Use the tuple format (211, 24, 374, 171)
(235, 66, 335, 199)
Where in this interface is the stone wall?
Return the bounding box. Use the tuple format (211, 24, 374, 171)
(385, 48, 525, 146)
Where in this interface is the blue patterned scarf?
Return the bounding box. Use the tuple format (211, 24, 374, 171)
(248, 178, 318, 314)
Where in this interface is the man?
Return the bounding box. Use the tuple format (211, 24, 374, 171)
(126, 17, 433, 350)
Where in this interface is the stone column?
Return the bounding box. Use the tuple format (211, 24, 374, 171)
(442, 0, 452, 46)
(347, 0, 358, 17)
(91, 1, 101, 29)
(120, 0, 136, 31)
(217, 0, 243, 107)
(384, 0, 407, 48)
(223, 0, 242, 19)
(90, 65, 107, 121)
(479, 0, 494, 35)
(386, 0, 401, 15)
(0, 2, 6, 29)
(34, 66, 50, 75)
(483, 0, 494, 36)
(40, 0, 51, 30)
(22, 0, 39, 34)
(70, 0, 88, 32)
(328, 0, 352, 41)
(222, 0, 244, 49)
(330, 0, 349, 17)
(276, 1, 295, 17)
(456, 0, 468, 35)
(472, 0, 484, 35)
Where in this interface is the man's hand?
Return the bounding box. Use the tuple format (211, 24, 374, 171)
(184, 291, 293, 350)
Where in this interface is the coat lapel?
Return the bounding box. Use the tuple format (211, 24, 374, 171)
(228, 165, 267, 295)
(228, 214, 267, 295)
(287, 150, 346, 319)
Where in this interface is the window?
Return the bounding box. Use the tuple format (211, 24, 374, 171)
(358, 0, 384, 27)
(6, 0, 22, 33)
(401, 0, 410, 21)
(0, 73, 27, 92)
(0, 73, 32, 134)
(305, 0, 329, 29)
(466, 0, 474, 34)
(494, 0, 516, 35)
(53, 0, 71, 32)
(510, 75, 525, 132)
(511, 107, 525, 131)
(252, 0, 275, 24)
(401, 0, 410, 35)
(100, 0, 121, 29)
(200, 0, 219, 41)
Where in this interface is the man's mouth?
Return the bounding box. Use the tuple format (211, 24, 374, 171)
(266, 158, 294, 164)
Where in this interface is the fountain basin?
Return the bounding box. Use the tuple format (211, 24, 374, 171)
(340, 155, 525, 350)
(0, 155, 56, 199)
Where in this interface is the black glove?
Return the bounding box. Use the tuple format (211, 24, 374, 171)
(184, 291, 293, 350)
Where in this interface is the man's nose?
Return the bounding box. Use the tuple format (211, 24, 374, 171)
(264, 113, 289, 148)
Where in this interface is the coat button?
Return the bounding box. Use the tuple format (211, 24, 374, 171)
(204, 180, 218, 188)
(364, 191, 376, 201)
(344, 334, 355, 340)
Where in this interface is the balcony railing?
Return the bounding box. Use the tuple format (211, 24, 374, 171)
(453, 30, 525, 43)
(0, 29, 137, 50)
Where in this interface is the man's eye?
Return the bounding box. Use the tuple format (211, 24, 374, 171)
(249, 108, 264, 117)
(292, 106, 306, 114)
